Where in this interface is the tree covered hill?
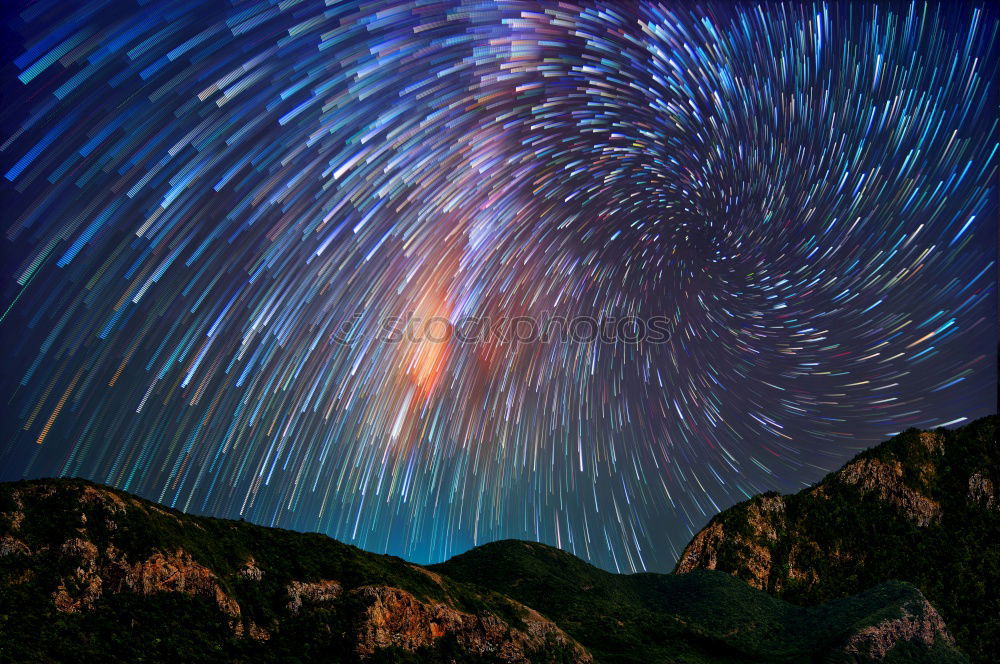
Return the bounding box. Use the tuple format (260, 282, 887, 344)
(674, 415, 998, 662)
(435, 539, 961, 664)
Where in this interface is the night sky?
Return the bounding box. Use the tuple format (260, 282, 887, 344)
(0, 0, 996, 573)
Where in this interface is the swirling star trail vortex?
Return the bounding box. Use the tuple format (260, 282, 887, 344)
(0, 1, 996, 572)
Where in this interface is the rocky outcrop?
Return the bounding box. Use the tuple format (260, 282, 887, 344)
(51, 537, 103, 612)
(349, 585, 589, 662)
(675, 424, 970, 591)
(239, 556, 264, 581)
(968, 471, 995, 510)
(49, 538, 269, 639)
(838, 597, 954, 661)
(675, 494, 786, 589)
(917, 431, 946, 454)
(285, 578, 341, 614)
(739, 495, 785, 588)
(675, 521, 724, 573)
(836, 458, 942, 526)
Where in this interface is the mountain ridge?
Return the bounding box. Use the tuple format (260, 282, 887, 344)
(2, 414, 995, 662)
(674, 415, 998, 662)
(0, 475, 965, 663)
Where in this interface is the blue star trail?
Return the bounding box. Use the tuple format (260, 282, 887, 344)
(0, 1, 996, 573)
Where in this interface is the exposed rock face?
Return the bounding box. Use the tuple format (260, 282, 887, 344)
(675, 521, 724, 573)
(839, 597, 954, 661)
(239, 557, 264, 581)
(740, 495, 785, 588)
(675, 495, 787, 590)
(0, 490, 25, 532)
(51, 537, 102, 612)
(80, 484, 127, 513)
(836, 458, 942, 526)
(49, 538, 268, 638)
(113, 549, 244, 623)
(918, 431, 945, 454)
(285, 578, 341, 614)
(349, 585, 589, 662)
(968, 471, 995, 510)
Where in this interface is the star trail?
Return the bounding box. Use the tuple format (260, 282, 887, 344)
(0, 0, 996, 573)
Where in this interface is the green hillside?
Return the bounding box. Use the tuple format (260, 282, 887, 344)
(435, 540, 962, 664)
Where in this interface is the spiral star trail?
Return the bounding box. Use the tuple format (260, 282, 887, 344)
(0, 1, 996, 572)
